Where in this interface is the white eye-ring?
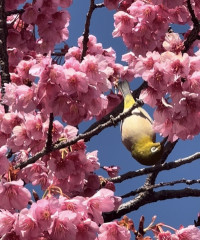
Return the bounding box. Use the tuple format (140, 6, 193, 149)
(151, 146, 158, 153)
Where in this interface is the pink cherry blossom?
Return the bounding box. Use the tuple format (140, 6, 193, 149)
(62, 68, 88, 94)
(98, 222, 131, 240)
(0, 146, 9, 176)
(84, 188, 120, 224)
(174, 225, 200, 240)
(76, 218, 99, 240)
(15, 208, 40, 239)
(104, 0, 120, 10)
(49, 210, 77, 240)
(30, 198, 59, 231)
(0, 210, 16, 236)
(0, 179, 31, 211)
(103, 165, 120, 177)
(157, 231, 173, 240)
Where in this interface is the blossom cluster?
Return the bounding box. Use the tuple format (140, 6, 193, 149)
(0, 189, 128, 240)
(103, 0, 200, 142)
(7, 0, 72, 54)
(1, 0, 200, 239)
(121, 32, 200, 141)
(154, 225, 200, 240)
(5, 36, 123, 126)
(111, 0, 191, 56)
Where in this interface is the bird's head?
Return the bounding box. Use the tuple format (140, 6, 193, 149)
(131, 139, 163, 166)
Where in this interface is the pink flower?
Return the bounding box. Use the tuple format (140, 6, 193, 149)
(163, 33, 184, 54)
(98, 222, 131, 240)
(85, 151, 100, 172)
(30, 198, 59, 231)
(11, 124, 31, 149)
(104, 0, 120, 10)
(16, 59, 36, 81)
(59, 0, 73, 8)
(76, 218, 99, 240)
(62, 68, 88, 94)
(157, 231, 172, 240)
(84, 189, 120, 224)
(84, 174, 100, 197)
(51, 120, 64, 142)
(25, 114, 45, 141)
(19, 160, 48, 184)
(49, 210, 77, 240)
(63, 125, 78, 141)
(22, 4, 38, 24)
(59, 196, 87, 219)
(62, 101, 87, 126)
(0, 146, 9, 176)
(113, 11, 135, 36)
(48, 151, 75, 179)
(15, 208, 40, 239)
(80, 54, 113, 92)
(103, 166, 120, 177)
(0, 179, 31, 210)
(0, 210, 16, 236)
(174, 225, 200, 240)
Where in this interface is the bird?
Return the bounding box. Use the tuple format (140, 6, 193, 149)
(118, 80, 164, 166)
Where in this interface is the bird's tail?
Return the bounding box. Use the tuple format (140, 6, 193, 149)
(118, 80, 135, 109)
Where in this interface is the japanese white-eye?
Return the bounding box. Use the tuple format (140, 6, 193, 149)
(118, 80, 163, 166)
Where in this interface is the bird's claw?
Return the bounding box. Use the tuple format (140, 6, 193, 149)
(110, 115, 118, 126)
(136, 98, 144, 106)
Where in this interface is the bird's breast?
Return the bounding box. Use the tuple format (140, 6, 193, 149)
(121, 108, 156, 152)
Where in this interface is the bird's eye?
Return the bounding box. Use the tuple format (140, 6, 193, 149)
(151, 146, 158, 153)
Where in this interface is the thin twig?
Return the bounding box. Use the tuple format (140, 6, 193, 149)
(108, 151, 200, 183)
(95, 3, 105, 8)
(121, 178, 200, 199)
(81, 0, 95, 61)
(45, 113, 54, 150)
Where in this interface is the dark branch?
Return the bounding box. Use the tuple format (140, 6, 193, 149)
(104, 188, 200, 222)
(6, 9, 24, 16)
(183, 0, 200, 52)
(108, 151, 200, 183)
(45, 113, 54, 150)
(0, 0, 10, 112)
(81, 0, 95, 61)
(121, 178, 200, 199)
(15, 100, 143, 169)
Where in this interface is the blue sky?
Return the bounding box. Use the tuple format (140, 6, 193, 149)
(68, 0, 200, 233)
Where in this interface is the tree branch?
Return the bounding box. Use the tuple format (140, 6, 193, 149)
(0, 0, 10, 113)
(104, 188, 200, 222)
(6, 9, 24, 16)
(81, 0, 95, 61)
(108, 151, 200, 183)
(15, 100, 143, 169)
(121, 178, 200, 199)
(183, 0, 200, 52)
(95, 3, 105, 8)
(45, 113, 54, 150)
